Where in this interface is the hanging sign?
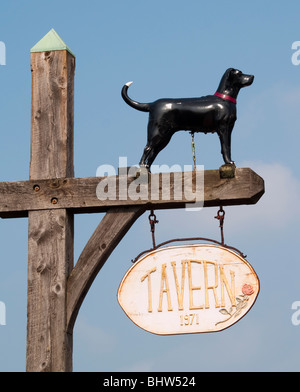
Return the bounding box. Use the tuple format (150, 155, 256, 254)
(118, 245, 259, 335)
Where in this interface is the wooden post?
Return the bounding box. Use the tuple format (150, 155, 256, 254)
(26, 30, 75, 372)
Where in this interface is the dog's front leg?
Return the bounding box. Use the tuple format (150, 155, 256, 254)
(218, 125, 234, 165)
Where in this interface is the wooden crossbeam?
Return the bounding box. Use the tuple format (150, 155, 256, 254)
(0, 168, 264, 218)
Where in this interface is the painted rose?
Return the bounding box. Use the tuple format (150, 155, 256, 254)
(242, 284, 254, 296)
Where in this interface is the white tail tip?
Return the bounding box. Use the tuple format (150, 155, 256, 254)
(125, 81, 133, 87)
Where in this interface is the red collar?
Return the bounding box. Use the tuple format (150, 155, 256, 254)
(214, 92, 237, 104)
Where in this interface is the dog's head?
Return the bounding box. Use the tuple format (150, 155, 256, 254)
(228, 68, 254, 88)
(229, 68, 254, 88)
(218, 68, 254, 97)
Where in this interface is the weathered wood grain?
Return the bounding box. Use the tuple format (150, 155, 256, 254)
(0, 168, 264, 218)
(27, 209, 74, 371)
(30, 50, 74, 179)
(26, 49, 75, 372)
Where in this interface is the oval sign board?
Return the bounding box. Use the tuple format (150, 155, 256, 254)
(118, 245, 259, 335)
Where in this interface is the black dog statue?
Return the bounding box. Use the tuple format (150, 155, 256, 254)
(121, 68, 254, 170)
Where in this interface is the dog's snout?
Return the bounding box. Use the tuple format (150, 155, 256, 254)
(242, 74, 254, 86)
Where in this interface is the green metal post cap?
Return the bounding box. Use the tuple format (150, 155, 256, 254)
(30, 28, 75, 57)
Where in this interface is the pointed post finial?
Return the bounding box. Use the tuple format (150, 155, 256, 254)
(30, 28, 75, 57)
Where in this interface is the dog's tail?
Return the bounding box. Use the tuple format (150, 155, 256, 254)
(121, 82, 150, 112)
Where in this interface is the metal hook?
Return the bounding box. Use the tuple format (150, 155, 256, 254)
(148, 209, 159, 249)
(214, 206, 225, 244)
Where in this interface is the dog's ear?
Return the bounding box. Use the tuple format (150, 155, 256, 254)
(226, 68, 234, 80)
(227, 68, 241, 80)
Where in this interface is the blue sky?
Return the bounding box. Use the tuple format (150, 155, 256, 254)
(1, 0, 300, 371)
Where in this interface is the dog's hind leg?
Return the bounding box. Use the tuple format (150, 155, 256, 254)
(144, 133, 173, 169)
(139, 145, 152, 169)
(139, 120, 159, 169)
